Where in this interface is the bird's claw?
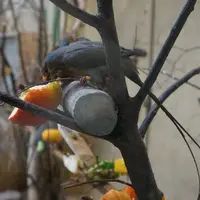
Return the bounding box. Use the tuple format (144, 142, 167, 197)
(79, 76, 91, 85)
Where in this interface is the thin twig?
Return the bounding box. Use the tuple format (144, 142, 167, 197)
(27, 134, 39, 200)
(1, 25, 17, 94)
(130, 68, 200, 153)
(49, 0, 98, 28)
(61, 179, 132, 189)
(38, 0, 48, 65)
(52, 6, 61, 49)
(141, 67, 200, 91)
(136, 0, 197, 105)
(43, 4, 48, 57)
(0, 1, 26, 16)
(160, 70, 200, 91)
(70, 0, 85, 34)
(61, 0, 86, 42)
(9, 0, 29, 85)
(1, 25, 10, 94)
(62, 13, 68, 39)
(38, 0, 44, 66)
(135, 77, 200, 153)
(1, 59, 9, 94)
(140, 66, 200, 137)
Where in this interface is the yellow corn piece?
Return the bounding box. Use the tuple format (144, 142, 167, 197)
(162, 195, 166, 200)
(114, 158, 127, 174)
(42, 129, 63, 144)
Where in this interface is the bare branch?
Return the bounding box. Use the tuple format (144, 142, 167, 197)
(112, 126, 162, 200)
(70, 0, 86, 34)
(49, 0, 98, 28)
(1, 24, 17, 95)
(9, 0, 29, 85)
(61, 179, 132, 189)
(160, 70, 200, 91)
(1, 25, 10, 94)
(140, 66, 200, 137)
(141, 68, 200, 91)
(0, 91, 81, 132)
(38, 0, 44, 66)
(136, 0, 197, 105)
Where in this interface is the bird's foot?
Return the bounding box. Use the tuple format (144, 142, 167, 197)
(79, 76, 91, 86)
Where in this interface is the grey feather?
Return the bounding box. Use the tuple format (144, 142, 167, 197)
(42, 39, 144, 85)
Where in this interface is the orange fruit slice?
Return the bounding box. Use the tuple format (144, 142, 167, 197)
(122, 186, 137, 200)
(100, 189, 131, 200)
(8, 81, 62, 126)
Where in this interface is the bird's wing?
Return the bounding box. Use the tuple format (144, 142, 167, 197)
(72, 39, 147, 57)
(61, 40, 143, 69)
(42, 40, 143, 83)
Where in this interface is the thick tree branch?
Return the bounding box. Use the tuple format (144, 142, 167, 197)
(140, 66, 200, 137)
(96, 0, 128, 105)
(0, 91, 81, 132)
(136, 0, 197, 105)
(95, 1, 160, 199)
(49, 0, 98, 28)
(111, 123, 162, 200)
(47, 1, 160, 199)
(96, 0, 113, 19)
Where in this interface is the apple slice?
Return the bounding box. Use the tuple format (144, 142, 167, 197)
(8, 81, 62, 126)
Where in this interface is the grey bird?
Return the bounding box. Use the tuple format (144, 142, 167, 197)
(42, 37, 146, 88)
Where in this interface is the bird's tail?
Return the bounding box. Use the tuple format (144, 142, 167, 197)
(121, 48, 147, 58)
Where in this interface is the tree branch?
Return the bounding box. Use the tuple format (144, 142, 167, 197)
(159, 70, 200, 91)
(70, 0, 86, 34)
(0, 91, 81, 132)
(96, 0, 129, 105)
(9, 0, 29, 85)
(111, 124, 162, 200)
(136, 0, 197, 105)
(90, 1, 160, 199)
(38, 0, 44, 67)
(96, 0, 113, 19)
(45, 1, 160, 199)
(140, 66, 200, 137)
(61, 179, 132, 189)
(1, 24, 10, 94)
(49, 0, 98, 28)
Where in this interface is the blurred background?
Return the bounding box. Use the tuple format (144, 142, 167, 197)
(0, 0, 200, 200)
